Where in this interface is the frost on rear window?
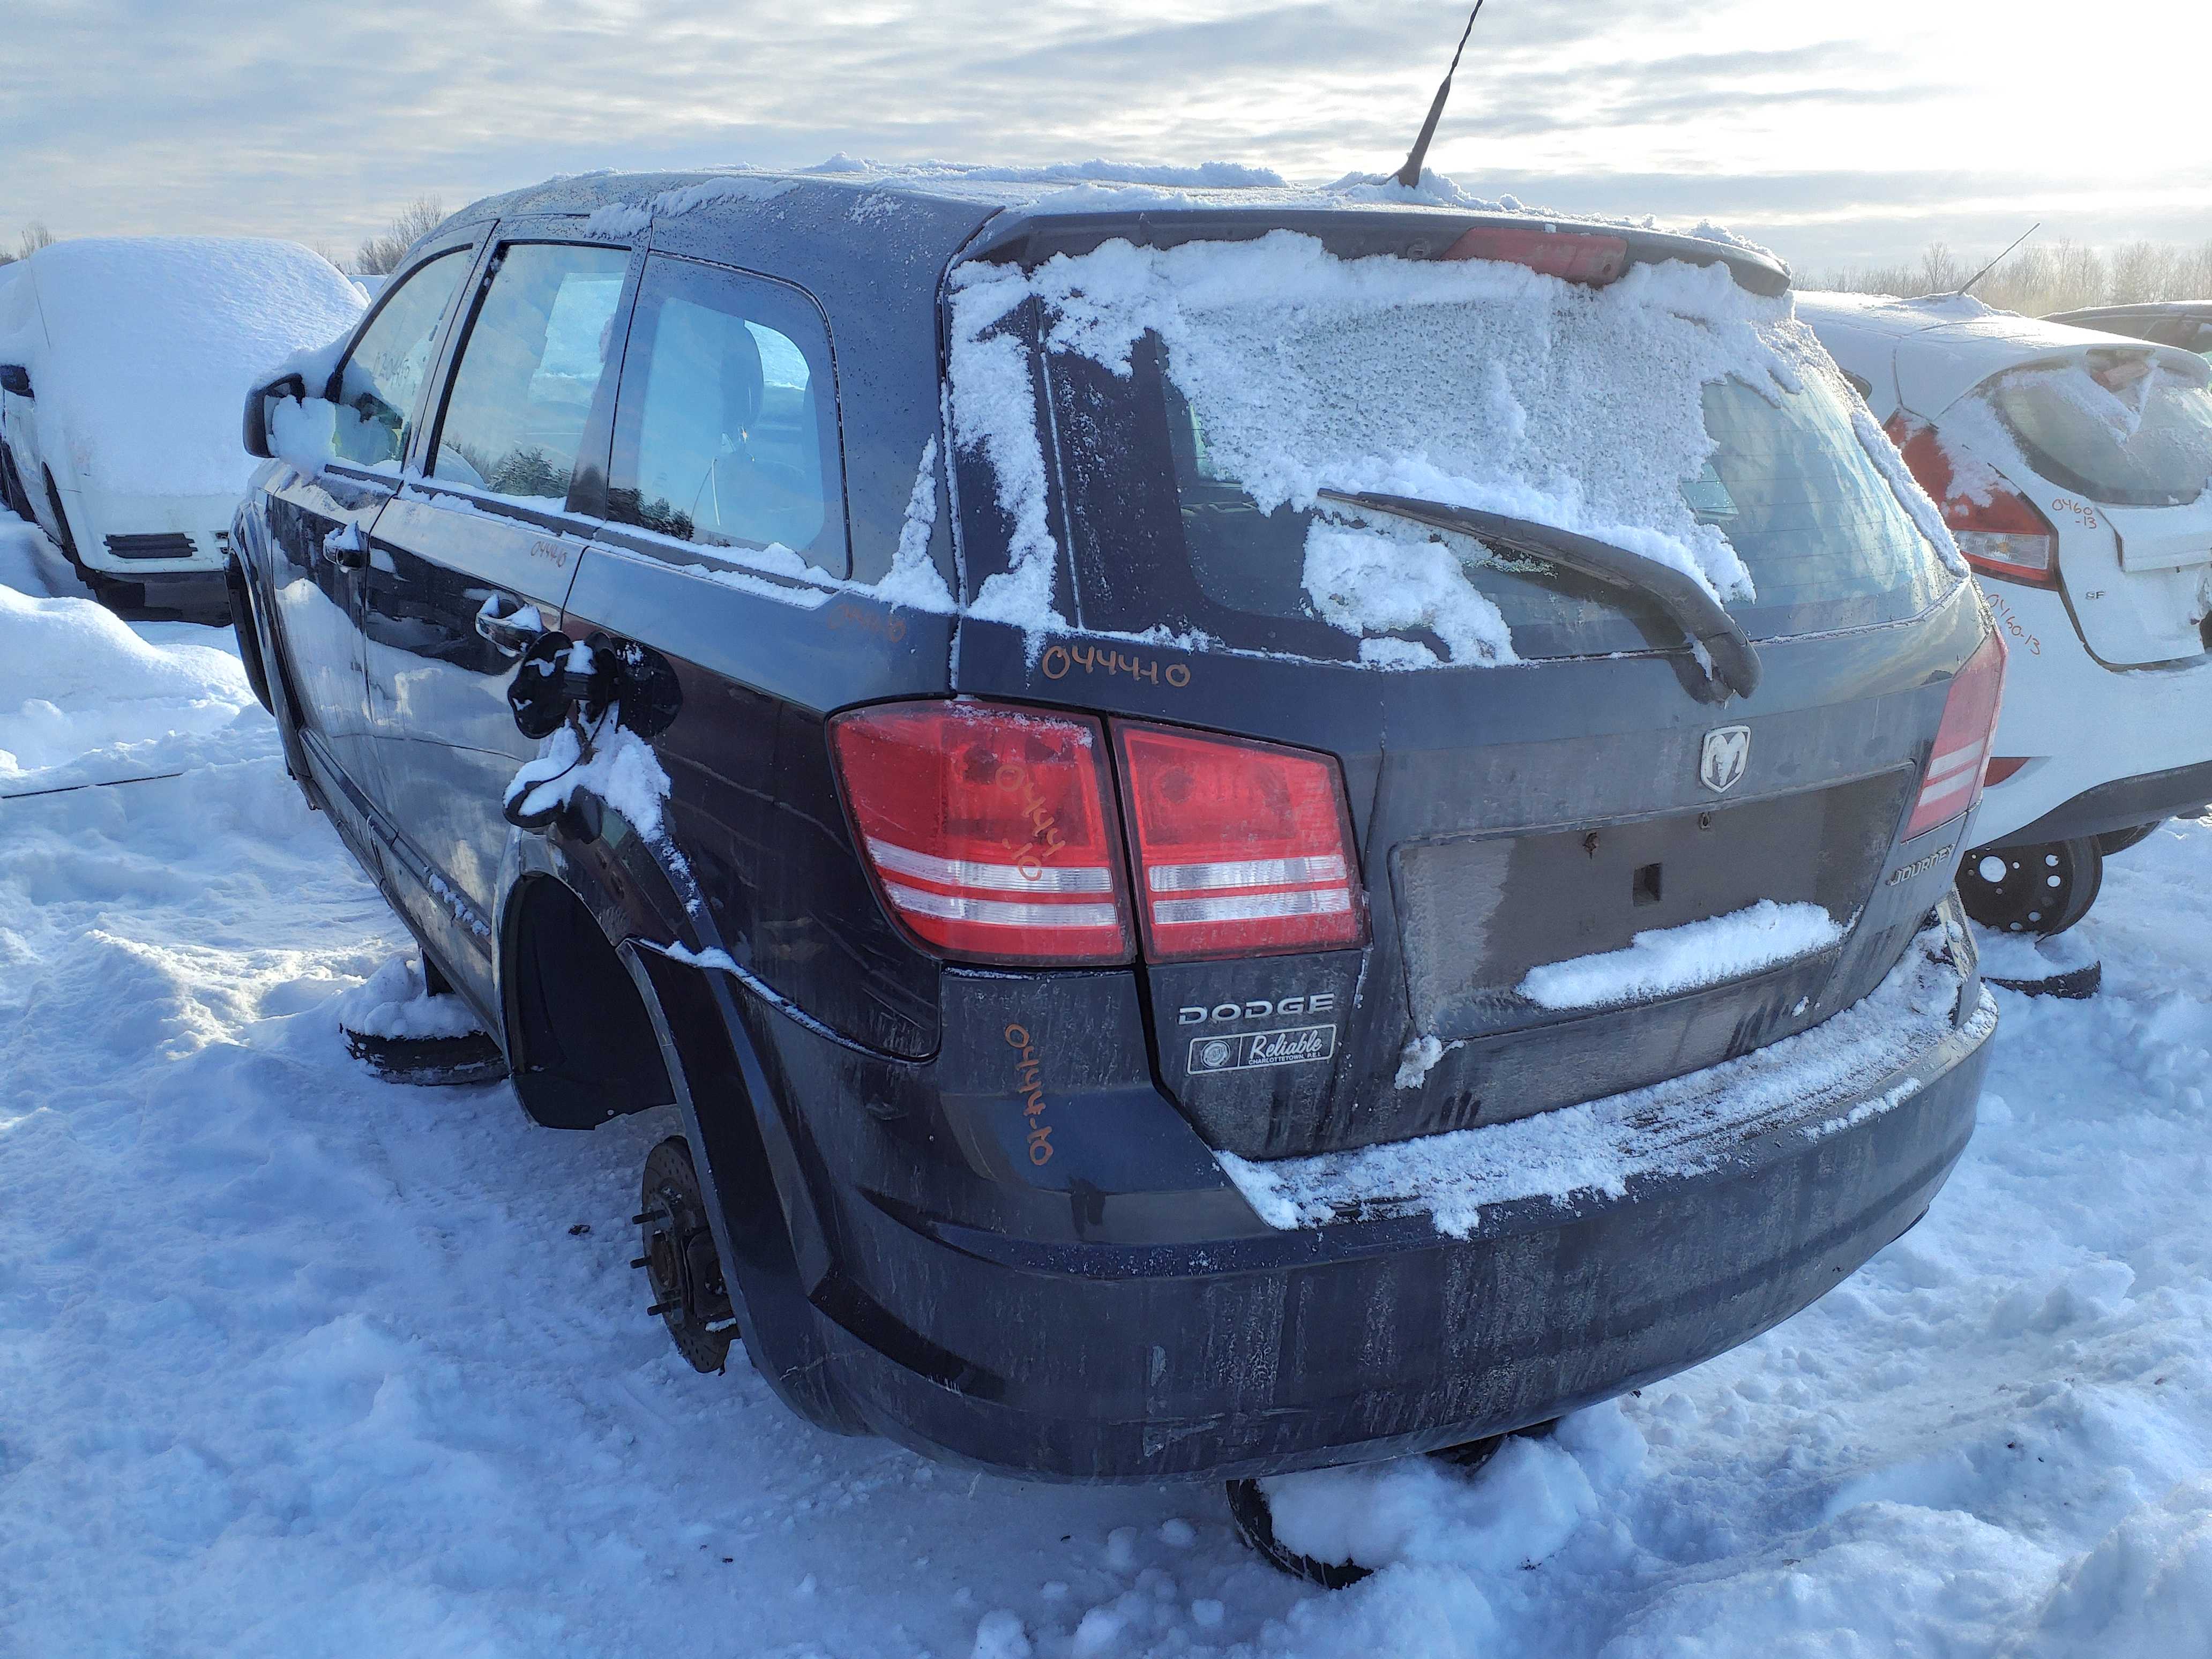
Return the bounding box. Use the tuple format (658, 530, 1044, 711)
(948, 232, 1877, 662)
(1977, 351, 2212, 510)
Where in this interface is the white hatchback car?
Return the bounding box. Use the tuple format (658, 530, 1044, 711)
(0, 237, 362, 614)
(1802, 292, 2212, 933)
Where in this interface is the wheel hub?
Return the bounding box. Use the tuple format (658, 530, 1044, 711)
(636, 1137, 736, 1373)
(1956, 838, 2102, 937)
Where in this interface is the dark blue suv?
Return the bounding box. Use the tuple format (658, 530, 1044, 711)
(230, 169, 1999, 1544)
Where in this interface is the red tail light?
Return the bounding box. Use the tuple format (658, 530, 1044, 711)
(1886, 413, 2059, 588)
(1115, 723, 1365, 962)
(1439, 224, 1627, 285)
(830, 701, 1133, 965)
(1904, 630, 2008, 841)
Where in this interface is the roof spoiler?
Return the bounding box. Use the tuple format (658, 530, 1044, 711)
(955, 206, 1790, 297)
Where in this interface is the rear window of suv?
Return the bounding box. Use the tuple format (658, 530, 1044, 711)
(1038, 303, 1954, 664)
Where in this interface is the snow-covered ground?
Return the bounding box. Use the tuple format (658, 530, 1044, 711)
(3, 500, 2209, 1657)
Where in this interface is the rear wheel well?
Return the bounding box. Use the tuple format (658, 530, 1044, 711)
(503, 874, 674, 1129)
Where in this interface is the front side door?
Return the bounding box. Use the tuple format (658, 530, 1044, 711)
(260, 243, 478, 814)
(361, 235, 637, 1002)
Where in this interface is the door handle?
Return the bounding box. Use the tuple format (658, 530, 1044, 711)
(475, 592, 548, 656)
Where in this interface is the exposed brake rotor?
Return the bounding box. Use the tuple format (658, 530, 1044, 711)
(634, 1136, 737, 1374)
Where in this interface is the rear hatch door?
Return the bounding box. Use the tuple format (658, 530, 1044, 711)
(943, 215, 1985, 1158)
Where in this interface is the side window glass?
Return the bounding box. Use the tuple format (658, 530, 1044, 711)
(431, 243, 630, 506)
(608, 254, 847, 576)
(332, 249, 472, 467)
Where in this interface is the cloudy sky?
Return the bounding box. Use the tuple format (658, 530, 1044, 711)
(2, 0, 2203, 275)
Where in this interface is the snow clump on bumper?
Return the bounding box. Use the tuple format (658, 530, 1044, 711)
(1220, 914, 1992, 1237)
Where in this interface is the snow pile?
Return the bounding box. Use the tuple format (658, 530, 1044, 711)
(1519, 899, 1843, 1011)
(2013, 1478, 2212, 1655)
(505, 709, 675, 842)
(0, 504, 86, 600)
(0, 237, 363, 497)
(0, 575, 256, 784)
(1263, 1403, 1647, 1577)
(1972, 921, 2099, 984)
(951, 229, 1813, 647)
(330, 955, 484, 1040)
(1221, 917, 1987, 1238)
(1303, 519, 1516, 668)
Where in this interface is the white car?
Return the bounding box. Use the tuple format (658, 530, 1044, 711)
(0, 237, 362, 614)
(1802, 292, 2212, 934)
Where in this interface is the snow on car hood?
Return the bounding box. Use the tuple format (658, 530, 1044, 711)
(0, 237, 364, 499)
(950, 231, 1835, 644)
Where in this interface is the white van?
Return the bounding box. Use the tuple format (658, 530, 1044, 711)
(0, 237, 362, 612)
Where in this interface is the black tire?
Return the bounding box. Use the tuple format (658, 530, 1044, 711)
(0, 444, 28, 520)
(1224, 1478, 1373, 1589)
(639, 1136, 739, 1374)
(1228, 1419, 1562, 1589)
(224, 555, 275, 714)
(2095, 820, 2161, 856)
(1957, 838, 2103, 936)
(41, 466, 125, 606)
(42, 466, 81, 564)
(1429, 1417, 1557, 1474)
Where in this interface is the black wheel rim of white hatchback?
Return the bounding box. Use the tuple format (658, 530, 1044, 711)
(1956, 838, 2103, 937)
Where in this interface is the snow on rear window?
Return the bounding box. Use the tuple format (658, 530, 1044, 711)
(1033, 233, 1778, 601)
(950, 232, 1943, 657)
(1981, 351, 2212, 509)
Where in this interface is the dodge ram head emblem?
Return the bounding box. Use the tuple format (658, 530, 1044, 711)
(1699, 725, 1751, 794)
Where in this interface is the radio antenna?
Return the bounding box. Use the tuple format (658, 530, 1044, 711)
(1956, 222, 2041, 296)
(1395, 2, 1486, 190)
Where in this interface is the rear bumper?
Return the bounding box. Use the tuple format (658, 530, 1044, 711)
(1982, 757, 2212, 848)
(1975, 584, 2212, 845)
(726, 903, 1996, 1483)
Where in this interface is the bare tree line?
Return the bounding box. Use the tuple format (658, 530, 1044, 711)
(0, 223, 57, 265)
(352, 197, 447, 275)
(1816, 237, 2212, 316)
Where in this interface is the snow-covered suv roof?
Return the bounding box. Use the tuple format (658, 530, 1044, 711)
(436, 162, 1791, 295)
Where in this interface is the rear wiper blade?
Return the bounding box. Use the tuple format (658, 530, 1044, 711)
(1317, 490, 1762, 703)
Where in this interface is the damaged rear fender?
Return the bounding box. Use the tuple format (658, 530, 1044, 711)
(619, 941, 862, 1434)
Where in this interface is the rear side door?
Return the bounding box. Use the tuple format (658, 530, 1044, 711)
(360, 232, 638, 1002)
(554, 252, 951, 1051)
(259, 243, 479, 812)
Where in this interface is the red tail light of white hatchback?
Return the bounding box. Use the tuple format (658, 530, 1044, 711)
(1887, 414, 2060, 588)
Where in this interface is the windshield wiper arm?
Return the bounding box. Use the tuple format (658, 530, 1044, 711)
(1316, 490, 1762, 703)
